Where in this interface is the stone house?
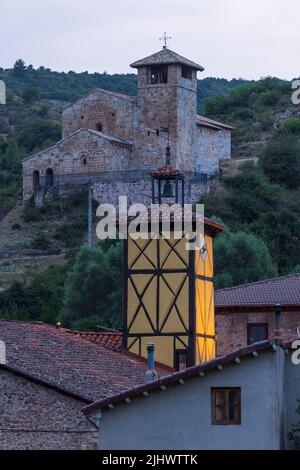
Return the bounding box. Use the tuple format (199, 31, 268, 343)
(215, 273, 300, 356)
(83, 339, 300, 450)
(22, 47, 233, 205)
(0, 320, 169, 450)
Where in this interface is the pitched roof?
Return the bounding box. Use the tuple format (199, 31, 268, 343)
(83, 340, 279, 414)
(130, 48, 204, 71)
(0, 321, 168, 402)
(22, 128, 132, 162)
(197, 115, 235, 131)
(63, 88, 136, 111)
(70, 331, 123, 352)
(215, 273, 300, 309)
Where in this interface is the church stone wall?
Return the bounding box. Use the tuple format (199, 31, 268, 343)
(21, 51, 233, 206)
(0, 369, 98, 450)
(196, 127, 231, 175)
(62, 89, 136, 141)
(22, 130, 132, 201)
(93, 179, 208, 206)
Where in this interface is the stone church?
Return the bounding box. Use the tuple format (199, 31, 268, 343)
(22, 46, 233, 205)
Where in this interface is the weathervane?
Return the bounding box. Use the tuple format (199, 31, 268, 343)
(159, 32, 172, 49)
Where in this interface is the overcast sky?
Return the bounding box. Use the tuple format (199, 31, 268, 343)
(1, 0, 299, 79)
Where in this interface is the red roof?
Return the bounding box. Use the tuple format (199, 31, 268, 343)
(0, 321, 168, 402)
(197, 115, 234, 131)
(70, 331, 123, 352)
(215, 273, 300, 309)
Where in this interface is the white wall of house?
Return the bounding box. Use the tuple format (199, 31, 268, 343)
(96, 348, 292, 450)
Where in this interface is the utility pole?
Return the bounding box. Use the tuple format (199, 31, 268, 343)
(87, 182, 93, 248)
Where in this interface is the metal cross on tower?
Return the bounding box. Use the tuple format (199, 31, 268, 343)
(159, 32, 172, 49)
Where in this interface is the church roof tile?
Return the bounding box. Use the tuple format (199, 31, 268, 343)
(130, 48, 204, 71)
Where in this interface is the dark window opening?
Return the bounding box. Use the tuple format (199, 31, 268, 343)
(247, 323, 268, 345)
(96, 123, 103, 132)
(81, 115, 84, 119)
(182, 66, 192, 80)
(112, 112, 115, 117)
(150, 65, 168, 84)
(82, 157, 87, 165)
(211, 388, 241, 425)
(147, 131, 151, 136)
(156, 129, 160, 136)
(45, 168, 54, 187)
(33, 170, 40, 189)
(174, 350, 188, 371)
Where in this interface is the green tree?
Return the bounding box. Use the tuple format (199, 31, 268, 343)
(250, 210, 300, 274)
(61, 243, 123, 330)
(203, 162, 281, 227)
(17, 118, 61, 153)
(22, 86, 40, 105)
(214, 229, 278, 288)
(0, 265, 66, 323)
(260, 118, 300, 189)
(12, 59, 27, 77)
(1, 138, 23, 171)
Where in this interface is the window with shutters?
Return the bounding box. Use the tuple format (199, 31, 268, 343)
(211, 388, 241, 425)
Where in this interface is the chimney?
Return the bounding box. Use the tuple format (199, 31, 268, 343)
(144, 342, 158, 384)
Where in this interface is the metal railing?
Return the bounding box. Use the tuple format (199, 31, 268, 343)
(31, 170, 209, 188)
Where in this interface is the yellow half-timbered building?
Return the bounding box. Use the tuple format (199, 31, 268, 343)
(123, 218, 223, 370)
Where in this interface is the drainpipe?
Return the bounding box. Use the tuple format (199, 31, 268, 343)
(144, 342, 158, 384)
(275, 304, 282, 330)
(274, 304, 283, 340)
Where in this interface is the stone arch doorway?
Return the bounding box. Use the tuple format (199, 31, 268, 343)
(33, 170, 40, 189)
(45, 168, 54, 186)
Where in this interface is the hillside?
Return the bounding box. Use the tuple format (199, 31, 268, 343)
(0, 65, 299, 329)
(201, 81, 300, 280)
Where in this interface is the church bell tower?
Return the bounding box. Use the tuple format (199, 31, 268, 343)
(131, 43, 204, 172)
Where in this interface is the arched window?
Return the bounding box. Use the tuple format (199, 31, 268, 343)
(45, 168, 54, 186)
(83, 157, 87, 165)
(96, 123, 103, 132)
(33, 170, 40, 189)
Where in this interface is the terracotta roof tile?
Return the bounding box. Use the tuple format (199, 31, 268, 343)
(215, 273, 300, 308)
(71, 332, 123, 352)
(0, 321, 167, 402)
(197, 115, 235, 131)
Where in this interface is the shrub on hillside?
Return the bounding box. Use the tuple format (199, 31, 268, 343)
(31, 233, 50, 250)
(23, 202, 45, 222)
(214, 228, 278, 288)
(260, 118, 300, 189)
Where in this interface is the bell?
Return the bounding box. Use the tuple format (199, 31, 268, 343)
(162, 179, 174, 198)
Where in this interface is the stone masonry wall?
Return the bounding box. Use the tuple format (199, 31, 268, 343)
(22, 130, 132, 201)
(135, 65, 198, 172)
(22, 62, 232, 204)
(62, 89, 135, 141)
(196, 127, 231, 175)
(216, 310, 300, 356)
(93, 179, 208, 206)
(0, 369, 98, 450)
